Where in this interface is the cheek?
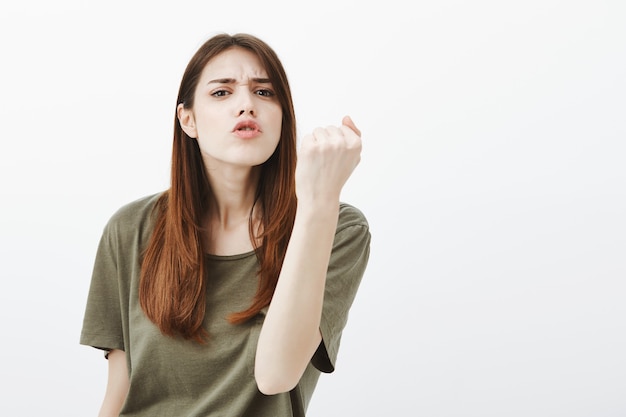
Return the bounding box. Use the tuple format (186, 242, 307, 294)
(271, 108, 283, 137)
(195, 113, 224, 137)
(271, 123, 282, 144)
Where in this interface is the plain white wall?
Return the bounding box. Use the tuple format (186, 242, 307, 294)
(1, 1, 624, 416)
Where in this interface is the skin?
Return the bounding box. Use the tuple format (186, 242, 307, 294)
(99, 47, 362, 414)
(98, 349, 129, 417)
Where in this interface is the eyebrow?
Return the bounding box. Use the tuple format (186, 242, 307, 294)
(207, 77, 272, 85)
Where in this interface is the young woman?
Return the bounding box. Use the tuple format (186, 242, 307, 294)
(80, 33, 371, 417)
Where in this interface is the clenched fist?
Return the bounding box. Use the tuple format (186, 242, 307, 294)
(296, 116, 362, 204)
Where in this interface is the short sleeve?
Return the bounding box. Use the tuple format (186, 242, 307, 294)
(79, 222, 125, 354)
(311, 204, 371, 373)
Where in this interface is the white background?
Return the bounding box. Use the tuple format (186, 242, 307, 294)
(1, 1, 625, 416)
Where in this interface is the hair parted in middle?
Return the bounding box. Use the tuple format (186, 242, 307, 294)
(139, 33, 298, 343)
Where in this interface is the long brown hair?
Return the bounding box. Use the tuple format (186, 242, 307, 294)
(139, 33, 297, 342)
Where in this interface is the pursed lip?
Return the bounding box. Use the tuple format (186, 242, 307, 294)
(232, 120, 261, 132)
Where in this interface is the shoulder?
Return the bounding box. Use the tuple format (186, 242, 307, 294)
(337, 202, 369, 233)
(103, 192, 164, 238)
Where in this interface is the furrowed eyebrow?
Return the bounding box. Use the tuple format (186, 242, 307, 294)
(207, 77, 272, 85)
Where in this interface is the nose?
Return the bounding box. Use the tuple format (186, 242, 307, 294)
(237, 91, 255, 117)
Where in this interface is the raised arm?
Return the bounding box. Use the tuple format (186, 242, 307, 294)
(254, 116, 362, 395)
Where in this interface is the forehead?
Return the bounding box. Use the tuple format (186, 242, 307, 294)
(200, 47, 268, 81)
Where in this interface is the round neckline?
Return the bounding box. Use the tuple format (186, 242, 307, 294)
(203, 250, 257, 261)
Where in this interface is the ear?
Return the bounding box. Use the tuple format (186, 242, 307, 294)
(177, 103, 197, 138)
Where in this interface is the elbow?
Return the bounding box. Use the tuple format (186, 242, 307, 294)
(254, 332, 319, 395)
(256, 379, 297, 396)
(254, 369, 299, 396)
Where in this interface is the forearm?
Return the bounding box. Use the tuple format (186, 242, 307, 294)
(255, 115, 362, 395)
(255, 199, 339, 394)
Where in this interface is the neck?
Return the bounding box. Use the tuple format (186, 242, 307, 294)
(204, 163, 262, 229)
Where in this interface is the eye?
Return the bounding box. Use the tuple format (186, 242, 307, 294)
(255, 89, 275, 97)
(211, 89, 230, 97)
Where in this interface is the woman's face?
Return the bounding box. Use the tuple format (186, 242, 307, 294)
(178, 47, 283, 171)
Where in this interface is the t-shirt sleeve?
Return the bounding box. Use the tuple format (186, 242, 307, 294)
(311, 205, 371, 373)
(79, 221, 125, 355)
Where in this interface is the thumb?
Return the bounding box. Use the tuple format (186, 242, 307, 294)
(342, 115, 361, 137)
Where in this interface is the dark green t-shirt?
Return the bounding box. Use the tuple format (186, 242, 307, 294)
(80, 192, 371, 416)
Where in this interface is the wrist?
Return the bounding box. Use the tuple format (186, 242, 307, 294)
(295, 198, 340, 224)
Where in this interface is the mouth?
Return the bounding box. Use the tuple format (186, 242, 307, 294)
(233, 120, 262, 139)
(233, 121, 261, 132)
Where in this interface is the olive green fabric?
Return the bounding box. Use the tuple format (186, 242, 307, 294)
(80, 192, 371, 416)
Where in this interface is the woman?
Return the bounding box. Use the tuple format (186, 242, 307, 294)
(80, 33, 371, 416)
